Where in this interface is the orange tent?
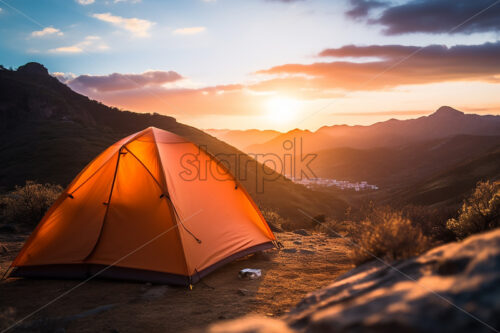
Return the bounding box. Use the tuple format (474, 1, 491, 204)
(9, 127, 277, 285)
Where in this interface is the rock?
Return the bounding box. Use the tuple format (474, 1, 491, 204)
(293, 241, 302, 245)
(293, 229, 310, 236)
(237, 288, 249, 296)
(208, 316, 293, 333)
(282, 248, 297, 254)
(17, 62, 49, 76)
(210, 229, 500, 333)
(299, 249, 315, 255)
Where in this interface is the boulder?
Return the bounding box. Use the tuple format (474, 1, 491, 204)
(209, 229, 500, 332)
(293, 229, 310, 236)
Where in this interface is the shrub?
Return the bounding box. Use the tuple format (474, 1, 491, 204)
(446, 181, 500, 240)
(350, 209, 430, 265)
(314, 218, 358, 237)
(261, 209, 287, 232)
(401, 205, 456, 243)
(0, 181, 62, 226)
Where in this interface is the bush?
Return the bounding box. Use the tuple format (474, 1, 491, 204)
(401, 205, 456, 243)
(261, 209, 287, 232)
(314, 218, 358, 237)
(350, 209, 430, 265)
(0, 181, 62, 226)
(446, 181, 500, 240)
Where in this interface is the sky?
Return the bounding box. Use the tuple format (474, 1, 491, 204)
(0, 0, 500, 131)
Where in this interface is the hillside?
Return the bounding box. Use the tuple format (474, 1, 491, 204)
(310, 135, 500, 188)
(245, 106, 500, 156)
(0, 63, 347, 222)
(390, 145, 500, 207)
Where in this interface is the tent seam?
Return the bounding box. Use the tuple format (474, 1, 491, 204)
(151, 128, 193, 277)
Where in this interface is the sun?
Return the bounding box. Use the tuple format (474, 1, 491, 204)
(266, 96, 300, 124)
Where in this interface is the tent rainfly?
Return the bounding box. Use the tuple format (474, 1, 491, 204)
(8, 127, 277, 286)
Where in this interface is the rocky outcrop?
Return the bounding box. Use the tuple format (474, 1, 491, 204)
(209, 229, 500, 332)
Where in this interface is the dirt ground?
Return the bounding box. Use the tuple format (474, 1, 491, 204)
(0, 231, 352, 333)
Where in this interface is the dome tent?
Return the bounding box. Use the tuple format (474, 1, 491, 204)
(9, 127, 277, 285)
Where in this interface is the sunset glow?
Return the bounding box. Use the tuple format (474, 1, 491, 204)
(1, 0, 499, 131)
(266, 96, 300, 126)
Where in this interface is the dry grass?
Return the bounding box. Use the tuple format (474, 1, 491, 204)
(349, 209, 431, 266)
(0, 181, 62, 226)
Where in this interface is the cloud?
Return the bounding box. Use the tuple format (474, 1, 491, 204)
(49, 35, 109, 54)
(172, 26, 206, 35)
(92, 12, 154, 37)
(63, 68, 255, 115)
(31, 27, 63, 37)
(255, 42, 500, 91)
(345, 0, 387, 19)
(52, 72, 77, 83)
(67, 70, 184, 92)
(76, 0, 95, 5)
(355, 0, 500, 35)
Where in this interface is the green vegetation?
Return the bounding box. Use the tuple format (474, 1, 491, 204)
(0, 181, 62, 226)
(446, 181, 500, 240)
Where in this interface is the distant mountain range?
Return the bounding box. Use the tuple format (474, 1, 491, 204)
(243, 106, 500, 155)
(0, 62, 348, 222)
(207, 105, 500, 207)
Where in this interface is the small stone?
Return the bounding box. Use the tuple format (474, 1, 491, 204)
(283, 248, 297, 253)
(293, 229, 310, 236)
(293, 241, 302, 245)
(237, 288, 249, 296)
(300, 249, 315, 255)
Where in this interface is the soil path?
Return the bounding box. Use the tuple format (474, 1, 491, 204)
(0, 232, 352, 332)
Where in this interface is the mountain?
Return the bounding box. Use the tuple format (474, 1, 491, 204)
(245, 106, 500, 156)
(310, 134, 500, 189)
(204, 129, 281, 151)
(0, 63, 348, 222)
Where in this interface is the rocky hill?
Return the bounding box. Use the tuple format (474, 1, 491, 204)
(209, 228, 500, 333)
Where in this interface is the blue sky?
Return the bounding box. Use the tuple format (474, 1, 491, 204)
(1, 0, 499, 130)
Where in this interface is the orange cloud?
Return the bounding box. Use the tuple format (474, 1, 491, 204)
(257, 42, 500, 91)
(65, 42, 500, 117)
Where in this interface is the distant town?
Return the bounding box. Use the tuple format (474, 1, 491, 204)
(291, 178, 379, 191)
